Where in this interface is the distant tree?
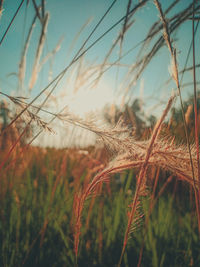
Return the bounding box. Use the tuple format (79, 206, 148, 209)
(0, 100, 9, 129)
(0, 101, 33, 150)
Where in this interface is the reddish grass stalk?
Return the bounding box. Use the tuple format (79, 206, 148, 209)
(154, 0, 200, 235)
(118, 96, 175, 266)
(192, 0, 200, 234)
(73, 161, 147, 258)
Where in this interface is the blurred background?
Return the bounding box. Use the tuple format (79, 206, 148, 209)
(0, 0, 199, 147)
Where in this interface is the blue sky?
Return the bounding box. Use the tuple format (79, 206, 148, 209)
(0, 0, 199, 146)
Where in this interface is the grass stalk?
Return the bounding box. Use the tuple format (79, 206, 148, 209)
(118, 96, 175, 266)
(154, 0, 200, 235)
(192, 0, 200, 234)
(0, 0, 25, 45)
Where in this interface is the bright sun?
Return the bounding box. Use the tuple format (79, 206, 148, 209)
(61, 79, 115, 118)
(35, 77, 117, 148)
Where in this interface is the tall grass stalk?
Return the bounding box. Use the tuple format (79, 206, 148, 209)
(29, 12, 49, 91)
(192, 0, 200, 234)
(154, 0, 200, 235)
(0, 0, 119, 135)
(18, 14, 37, 91)
(0, 0, 25, 46)
(118, 95, 175, 266)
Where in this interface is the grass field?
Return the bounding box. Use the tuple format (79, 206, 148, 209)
(0, 147, 199, 267)
(0, 0, 200, 266)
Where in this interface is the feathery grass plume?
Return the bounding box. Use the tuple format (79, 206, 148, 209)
(0, 93, 55, 173)
(73, 55, 85, 94)
(2, 92, 199, 188)
(72, 96, 178, 260)
(153, 0, 179, 93)
(39, 36, 64, 80)
(67, 17, 93, 57)
(18, 14, 37, 91)
(138, 0, 180, 54)
(192, 0, 200, 172)
(94, 0, 148, 88)
(118, 95, 175, 265)
(192, 0, 200, 234)
(3, 0, 150, 138)
(0, 92, 53, 133)
(4, 92, 199, 187)
(4, 0, 118, 134)
(29, 12, 49, 91)
(122, 2, 200, 96)
(94, 19, 134, 89)
(154, 0, 200, 235)
(162, 63, 200, 92)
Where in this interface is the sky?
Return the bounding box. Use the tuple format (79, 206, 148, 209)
(0, 0, 199, 147)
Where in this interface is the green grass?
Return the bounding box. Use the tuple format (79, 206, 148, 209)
(0, 148, 199, 267)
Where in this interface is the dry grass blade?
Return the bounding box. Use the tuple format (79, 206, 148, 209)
(120, 0, 132, 47)
(18, 14, 37, 91)
(72, 97, 182, 261)
(192, 0, 200, 184)
(1, 91, 198, 188)
(94, 19, 134, 88)
(94, 0, 148, 88)
(3, 0, 118, 135)
(29, 12, 49, 90)
(192, 0, 200, 234)
(118, 95, 175, 266)
(154, 0, 200, 236)
(154, 0, 196, 183)
(137, 0, 180, 63)
(32, 0, 42, 24)
(0, 93, 53, 133)
(41, 0, 45, 19)
(39, 36, 64, 75)
(3, 0, 149, 138)
(124, 1, 200, 90)
(0, 0, 25, 45)
(67, 17, 93, 57)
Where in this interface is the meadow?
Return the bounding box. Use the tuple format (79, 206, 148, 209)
(0, 1, 200, 266)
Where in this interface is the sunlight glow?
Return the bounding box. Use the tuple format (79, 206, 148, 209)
(60, 79, 115, 118)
